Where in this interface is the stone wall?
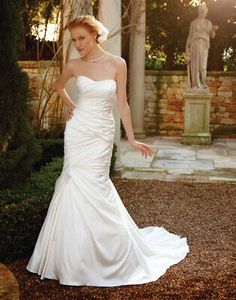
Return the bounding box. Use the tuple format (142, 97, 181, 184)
(18, 61, 236, 137)
(144, 70, 236, 137)
(18, 61, 62, 132)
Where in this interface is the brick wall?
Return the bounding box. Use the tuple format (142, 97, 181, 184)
(144, 70, 236, 137)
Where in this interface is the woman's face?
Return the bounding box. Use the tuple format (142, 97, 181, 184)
(70, 26, 97, 56)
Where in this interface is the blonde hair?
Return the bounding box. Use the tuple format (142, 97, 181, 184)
(67, 15, 109, 44)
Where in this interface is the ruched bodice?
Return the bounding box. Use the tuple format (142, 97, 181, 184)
(66, 76, 117, 141)
(75, 76, 116, 102)
(26, 76, 189, 287)
(74, 76, 116, 117)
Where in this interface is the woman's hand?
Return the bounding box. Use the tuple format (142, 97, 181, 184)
(129, 140, 155, 158)
(64, 103, 77, 121)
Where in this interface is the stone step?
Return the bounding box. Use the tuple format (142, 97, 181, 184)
(121, 167, 236, 183)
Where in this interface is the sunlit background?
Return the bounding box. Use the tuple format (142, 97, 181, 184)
(20, 0, 236, 71)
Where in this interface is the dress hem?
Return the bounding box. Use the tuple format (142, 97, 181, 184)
(25, 248, 189, 287)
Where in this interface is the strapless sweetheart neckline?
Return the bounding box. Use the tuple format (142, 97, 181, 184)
(75, 75, 116, 84)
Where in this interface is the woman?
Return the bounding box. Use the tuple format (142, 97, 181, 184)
(185, 4, 218, 89)
(26, 15, 189, 287)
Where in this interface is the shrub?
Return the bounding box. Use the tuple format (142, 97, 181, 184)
(33, 138, 64, 172)
(0, 0, 42, 189)
(0, 157, 63, 263)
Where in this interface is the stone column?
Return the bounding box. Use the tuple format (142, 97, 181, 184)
(181, 89, 212, 145)
(128, 0, 146, 138)
(98, 0, 122, 168)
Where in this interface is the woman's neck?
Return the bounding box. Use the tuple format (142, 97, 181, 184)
(83, 45, 105, 60)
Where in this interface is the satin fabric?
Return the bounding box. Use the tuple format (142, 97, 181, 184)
(26, 76, 189, 287)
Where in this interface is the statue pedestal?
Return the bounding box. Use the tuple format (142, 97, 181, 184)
(181, 89, 212, 145)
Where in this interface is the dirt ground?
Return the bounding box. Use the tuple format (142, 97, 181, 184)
(7, 178, 236, 300)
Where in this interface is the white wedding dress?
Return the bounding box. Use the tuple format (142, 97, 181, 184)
(26, 76, 189, 287)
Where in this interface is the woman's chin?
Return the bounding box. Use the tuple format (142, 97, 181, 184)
(78, 50, 86, 56)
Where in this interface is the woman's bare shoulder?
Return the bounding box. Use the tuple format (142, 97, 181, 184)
(65, 58, 82, 71)
(107, 53, 126, 69)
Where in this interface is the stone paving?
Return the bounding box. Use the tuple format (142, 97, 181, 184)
(119, 137, 236, 183)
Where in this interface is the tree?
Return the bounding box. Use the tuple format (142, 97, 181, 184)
(0, 0, 42, 188)
(20, 0, 61, 60)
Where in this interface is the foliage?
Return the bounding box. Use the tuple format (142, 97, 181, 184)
(0, 157, 63, 263)
(32, 138, 64, 171)
(0, 156, 63, 206)
(145, 52, 167, 70)
(20, 0, 100, 60)
(0, 0, 42, 189)
(223, 47, 236, 71)
(207, 0, 236, 71)
(20, 0, 60, 60)
(146, 0, 195, 70)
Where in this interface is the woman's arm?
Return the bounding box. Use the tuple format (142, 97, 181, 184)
(55, 61, 77, 120)
(115, 58, 154, 158)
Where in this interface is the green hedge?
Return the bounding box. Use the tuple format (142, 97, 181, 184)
(0, 157, 63, 263)
(32, 138, 64, 172)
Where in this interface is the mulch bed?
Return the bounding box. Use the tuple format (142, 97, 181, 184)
(7, 178, 236, 300)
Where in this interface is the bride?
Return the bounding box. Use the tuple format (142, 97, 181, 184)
(26, 15, 189, 287)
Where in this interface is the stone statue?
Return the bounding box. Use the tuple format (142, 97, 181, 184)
(185, 4, 218, 90)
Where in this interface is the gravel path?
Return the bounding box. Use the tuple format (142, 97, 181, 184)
(7, 179, 236, 300)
